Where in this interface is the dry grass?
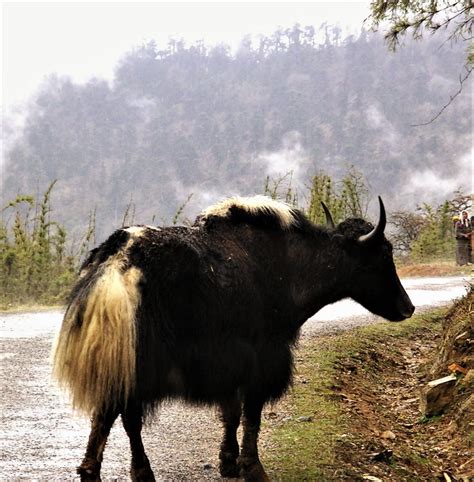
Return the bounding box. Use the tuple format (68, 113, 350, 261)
(396, 260, 472, 278)
(0, 303, 65, 314)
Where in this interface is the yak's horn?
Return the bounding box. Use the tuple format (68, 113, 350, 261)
(321, 201, 335, 229)
(358, 196, 386, 245)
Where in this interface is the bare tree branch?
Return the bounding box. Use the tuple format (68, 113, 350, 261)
(410, 66, 472, 126)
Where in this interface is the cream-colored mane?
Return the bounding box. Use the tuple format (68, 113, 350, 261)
(201, 195, 297, 229)
(201, 195, 296, 229)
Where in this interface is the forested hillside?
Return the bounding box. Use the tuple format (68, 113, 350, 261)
(2, 26, 471, 239)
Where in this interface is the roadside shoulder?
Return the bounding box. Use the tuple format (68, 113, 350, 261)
(263, 304, 472, 480)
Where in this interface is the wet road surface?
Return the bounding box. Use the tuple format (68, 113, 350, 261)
(0, 276, 470, 480)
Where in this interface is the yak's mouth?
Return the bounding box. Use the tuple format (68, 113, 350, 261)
(382, 302, 415, 322)
(355, 296, 415, 323)
(386, 312, 410, 322)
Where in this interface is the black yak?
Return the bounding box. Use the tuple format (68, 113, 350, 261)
(53, 195, 414, 481)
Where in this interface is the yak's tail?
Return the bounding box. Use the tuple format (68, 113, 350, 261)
(53, 239, 142, 416)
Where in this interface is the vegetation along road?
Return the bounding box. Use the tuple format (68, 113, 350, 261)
(0, 276, 469, 480)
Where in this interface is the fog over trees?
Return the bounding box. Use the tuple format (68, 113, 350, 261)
(2, 25, 471, 239)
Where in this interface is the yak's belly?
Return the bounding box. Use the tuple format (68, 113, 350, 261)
(138, 336, 293, 404)
(153, 339, 292, 404)
(168, 338, 257, 402)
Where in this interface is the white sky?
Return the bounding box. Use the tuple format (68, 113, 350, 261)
(1, 1, 371, 109)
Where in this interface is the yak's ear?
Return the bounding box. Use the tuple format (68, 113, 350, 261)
(357, 196, 386, 246)
(320, 202, 335, 229)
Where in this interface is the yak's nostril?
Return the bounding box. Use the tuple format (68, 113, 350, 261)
(401, 303, 415, 318)
(397, 297, 415, 319)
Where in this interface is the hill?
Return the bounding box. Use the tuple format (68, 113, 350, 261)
(2, 26, 471, 240)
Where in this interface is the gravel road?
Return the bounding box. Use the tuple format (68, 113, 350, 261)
(0, 276, 469, 480)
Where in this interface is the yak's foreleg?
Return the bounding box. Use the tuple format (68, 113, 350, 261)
(238, 395, 269, 481)
(121, 403, 155, 482)
(218, 396, 242, 478)
(77, 408, 119, 481)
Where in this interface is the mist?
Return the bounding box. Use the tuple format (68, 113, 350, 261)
(400, 149, 473, 209)
(1, 20, 472, 241)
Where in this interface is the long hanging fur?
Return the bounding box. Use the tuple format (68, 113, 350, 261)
(52, 243, 141, 415)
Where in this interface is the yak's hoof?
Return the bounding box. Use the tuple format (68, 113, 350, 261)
(219, 461, 240, 478)
(131, 463, 156, 482)
(77, 459, 101, 481)
(219, 450, 240, 478)
(238, 457, 269, 482)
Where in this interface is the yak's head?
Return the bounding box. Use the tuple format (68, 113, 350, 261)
(324, 197, 414, 322)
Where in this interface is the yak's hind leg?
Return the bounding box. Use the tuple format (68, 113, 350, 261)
(238, 395, 269, 481)
(121, 403, 155, 481)
(77, 408, 119, 481)
(219, 396, 242, 478)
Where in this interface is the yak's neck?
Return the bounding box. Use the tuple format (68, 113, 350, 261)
(289, 232, 351, 326)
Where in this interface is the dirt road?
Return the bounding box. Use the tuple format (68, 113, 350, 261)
(0, 276, 469, 480)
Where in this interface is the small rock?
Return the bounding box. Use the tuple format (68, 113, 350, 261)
(380, 430, 396, 440)
(266, 411, 278, 419)
(362, 476, 383, 482)
(420, 374, 457, 416)
(203, 463, 213, 470)
(296, 415, 313, 422)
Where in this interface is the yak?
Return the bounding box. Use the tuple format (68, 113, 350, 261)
(53, 195, 414, 481)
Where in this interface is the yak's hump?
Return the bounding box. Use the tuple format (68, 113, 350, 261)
(200, 195, 299, 230)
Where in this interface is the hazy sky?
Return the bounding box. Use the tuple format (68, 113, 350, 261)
(2, 1, 371, 109)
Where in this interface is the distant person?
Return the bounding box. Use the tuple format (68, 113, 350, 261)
(471, 216, 474, 263)
(454, 211, 471, 265)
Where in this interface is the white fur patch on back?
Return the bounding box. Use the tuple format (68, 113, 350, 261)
(124, 226, 146, 237)
(201, 195, 297, 229)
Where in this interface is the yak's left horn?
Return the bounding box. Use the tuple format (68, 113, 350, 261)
(321, 202, 335, 229)
(358, 196, 386, 245)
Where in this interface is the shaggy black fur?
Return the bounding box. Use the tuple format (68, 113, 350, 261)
(70, 200, 414, 481)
